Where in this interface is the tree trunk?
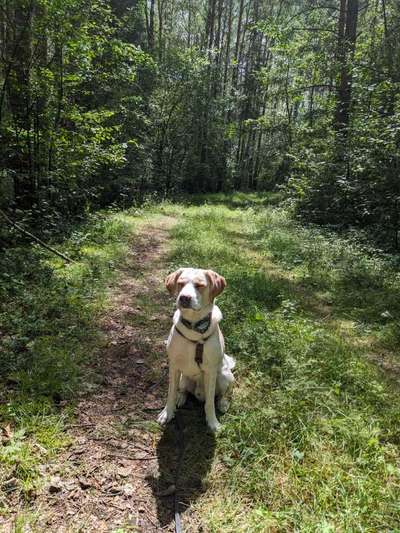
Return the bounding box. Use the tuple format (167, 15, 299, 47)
(334, 0, 359, 135)
(157, 0, 163, 61)
(223, 0, 233, 97)
(7, 3, 34, 209)
(145, 0, 155, 52)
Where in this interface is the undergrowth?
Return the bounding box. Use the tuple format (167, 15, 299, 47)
(0, 208, 148, 499)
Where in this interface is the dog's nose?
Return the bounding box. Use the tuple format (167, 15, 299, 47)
(179, 295, 192, 307)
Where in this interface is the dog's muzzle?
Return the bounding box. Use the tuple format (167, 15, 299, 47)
(179, 295, 192, 308)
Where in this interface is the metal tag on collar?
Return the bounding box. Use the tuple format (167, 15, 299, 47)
(195, 314, 211, 333)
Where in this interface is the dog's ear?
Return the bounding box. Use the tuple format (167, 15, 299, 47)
(165, 268, 184, 295)
(205, 270, 226, 301)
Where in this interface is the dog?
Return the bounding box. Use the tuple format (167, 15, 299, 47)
(157, 268, 235, 432)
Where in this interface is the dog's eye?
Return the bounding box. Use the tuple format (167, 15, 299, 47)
(195, 283, 205, 289)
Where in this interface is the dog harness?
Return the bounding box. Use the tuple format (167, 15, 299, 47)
(175, 313, 213, 366)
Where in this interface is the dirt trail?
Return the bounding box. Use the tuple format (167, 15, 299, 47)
(29, 215, 203, 532)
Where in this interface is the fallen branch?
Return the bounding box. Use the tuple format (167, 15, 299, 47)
(0, 209, 75, 264)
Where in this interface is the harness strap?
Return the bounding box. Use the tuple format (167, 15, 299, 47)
(174, 325, 213, 366)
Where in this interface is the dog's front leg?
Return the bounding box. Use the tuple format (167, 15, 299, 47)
(204, 369, 221, 432)
(157, 365, 180, 425)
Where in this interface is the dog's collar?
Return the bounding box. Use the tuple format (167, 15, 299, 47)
(174, 325, 214, 366)
(179, 312, 212, 334)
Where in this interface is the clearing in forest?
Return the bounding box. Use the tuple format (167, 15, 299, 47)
(1, 194, 400, 532)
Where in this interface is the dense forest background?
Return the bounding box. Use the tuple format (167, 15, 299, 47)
(0, 0, 399, 249)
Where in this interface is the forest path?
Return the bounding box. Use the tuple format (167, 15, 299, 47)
(5, 197, 399, 533)
(33, 214, 192, 532)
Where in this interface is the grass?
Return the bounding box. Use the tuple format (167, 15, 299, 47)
(1, 192, 399, 531)
(0, 207, 153, 500)
(160, 196, 400, 532)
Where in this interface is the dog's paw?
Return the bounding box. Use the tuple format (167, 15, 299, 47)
(176, 391, 187, 408)
(206, 418, 222, 433)
(217, 397, 230, 413)
(157, 407, 175, 425)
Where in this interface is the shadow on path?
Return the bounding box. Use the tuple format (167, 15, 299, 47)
(147, 396, 216, 528)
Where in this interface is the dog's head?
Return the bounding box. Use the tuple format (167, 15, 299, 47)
(165, 268, 226, 311)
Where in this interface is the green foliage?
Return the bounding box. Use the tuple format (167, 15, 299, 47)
(0, 0, 155, 227)
(270, 1, 400, 249)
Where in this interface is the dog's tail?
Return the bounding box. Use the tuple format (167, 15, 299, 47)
(224, 353, 236, 370)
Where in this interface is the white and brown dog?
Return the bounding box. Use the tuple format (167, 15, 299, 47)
(157, 268, 235, 432)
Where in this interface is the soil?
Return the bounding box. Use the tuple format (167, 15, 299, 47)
(14, 216, 213, 532)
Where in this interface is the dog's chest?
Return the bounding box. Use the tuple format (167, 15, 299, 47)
(174, 347, 203, 377)
(167, 331, 222, 378)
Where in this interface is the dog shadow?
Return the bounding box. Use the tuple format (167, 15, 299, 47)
(146, 395, 216, 527)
